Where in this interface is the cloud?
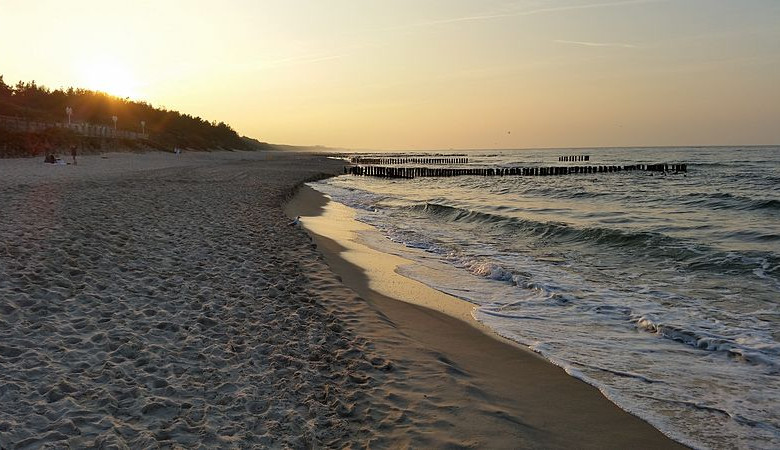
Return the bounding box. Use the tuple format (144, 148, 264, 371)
(554, 39, 638, 48)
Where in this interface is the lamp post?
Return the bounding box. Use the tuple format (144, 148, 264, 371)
(112, 115, 117, 131)
(65, 107, 73, 125)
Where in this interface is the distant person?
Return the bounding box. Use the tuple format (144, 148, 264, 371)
(70, 145, 77, 165)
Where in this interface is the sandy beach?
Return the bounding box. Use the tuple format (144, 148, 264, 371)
(0, 151, 684, 448)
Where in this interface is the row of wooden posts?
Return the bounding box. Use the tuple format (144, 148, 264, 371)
(346, 163, 687, 179)
(350, 156, 469, 165)
(559, 155, 590, 162)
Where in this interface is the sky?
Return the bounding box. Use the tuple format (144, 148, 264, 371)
(1, 0, 779, 150)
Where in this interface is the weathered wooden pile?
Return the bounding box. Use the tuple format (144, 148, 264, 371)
(350, 156, 469, 165)
(346, 163, 687, 179)
(559, 155, 590, 162)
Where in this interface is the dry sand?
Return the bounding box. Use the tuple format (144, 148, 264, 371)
(0, 151, 684, 448)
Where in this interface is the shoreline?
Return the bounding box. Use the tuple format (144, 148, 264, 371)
(286, 183, 687, 449)
(0, 151, 684, 447)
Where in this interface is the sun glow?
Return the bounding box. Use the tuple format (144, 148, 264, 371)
(0, 0, 773, 148)
(76, 58, 141, 99)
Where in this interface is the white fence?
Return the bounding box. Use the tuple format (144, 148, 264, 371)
(0, 115, 148, 140)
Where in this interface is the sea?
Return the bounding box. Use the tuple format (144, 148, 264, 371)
(309, 146, 780, 449)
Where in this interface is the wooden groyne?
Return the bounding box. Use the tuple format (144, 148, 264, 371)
(350, 156, 469, 165)
(346, 163, 687, 179)
(559, 155, 590, 162)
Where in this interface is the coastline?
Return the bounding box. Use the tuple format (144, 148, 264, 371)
(286, 183, 687, 449)
(0, 151, 684, 447)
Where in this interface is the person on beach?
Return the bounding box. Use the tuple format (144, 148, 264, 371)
(70, 145, 77, 165)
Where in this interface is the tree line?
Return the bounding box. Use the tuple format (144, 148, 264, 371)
(0, 75, 265, 156)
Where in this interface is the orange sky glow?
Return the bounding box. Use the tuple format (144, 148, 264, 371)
(1, 0, 779, 150)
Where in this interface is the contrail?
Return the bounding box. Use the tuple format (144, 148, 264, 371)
(554, 39, 638, 48)
(393, 0, 668, 29)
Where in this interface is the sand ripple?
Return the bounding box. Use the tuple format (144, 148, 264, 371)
(0, 158, 397, 448)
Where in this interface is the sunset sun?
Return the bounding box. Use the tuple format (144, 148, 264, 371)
(77, 58, 140, 99)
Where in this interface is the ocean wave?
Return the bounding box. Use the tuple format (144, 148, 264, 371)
(573, 362, 663, 384)
(682, 192, 780, 212)
(406, 202, 780, 281)
(755, 199, 780, 211)
(460, 254, 780, 369)
(456, 258, 575, 308)
(410, 201, 692, 253)
(570, 191, 610, 198)
(632, 316, 780, 369)
(684, 252, 780, 280)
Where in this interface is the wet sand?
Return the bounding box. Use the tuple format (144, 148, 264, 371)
(0, 151, 684, 448)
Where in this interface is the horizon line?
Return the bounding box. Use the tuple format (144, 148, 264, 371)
(282, 143, 780, 153)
